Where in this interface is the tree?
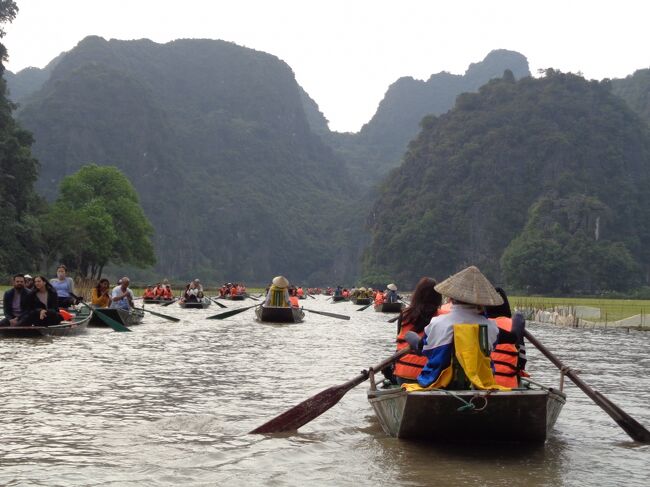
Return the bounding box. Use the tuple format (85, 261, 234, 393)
(43, 164, 156, 278)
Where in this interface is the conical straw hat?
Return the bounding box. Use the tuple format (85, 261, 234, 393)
(434, 266, 503, 306)
(387, 283, 397, 291)
(272, 275, 289, 288)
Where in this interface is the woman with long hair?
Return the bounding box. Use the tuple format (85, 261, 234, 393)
(92, 278, 111, 308)
(19, 276, 63, 327)
(392, 277, 443, 384)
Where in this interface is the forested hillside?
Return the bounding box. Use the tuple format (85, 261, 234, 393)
(362, 70, 650, 293)
(16, 36, 361, 283)
(321, 50, 530, 186)
(613, 68, 650, 127)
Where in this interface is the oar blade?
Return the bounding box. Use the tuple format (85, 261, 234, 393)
(593, 391, 650, 443)
(93, 310, 132, 332)
(303, 308, 350, 320)
(211, 298, 228, 308)
(207, 304, 258, 320)
(356, 303, 373, 312)
(143, 308, 181, 322)
(250, 383, 352, 434)
(161, 299, 177, 307)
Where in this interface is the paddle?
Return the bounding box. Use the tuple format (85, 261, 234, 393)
(306, 294, 316, 300)
(161, 299, 177, 307)
(302, 308, 350, 320)
(357, 302, 374, 312)
(206, 303, 259, 320)
(141, 307, 181, 322)
(387, 314, 400, 323)
(82, 303, 131, 332)
(210, 297, 228, 308)
(247, 294, 260, 301)
(524, 330, 650, 443)
(250, 346, 411, 434)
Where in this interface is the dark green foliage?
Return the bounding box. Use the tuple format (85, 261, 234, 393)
(322, 50, 530, 187)
(43, 165, 155, 278)
(612, 68, 650, 126)
(363, 70, 650, 292)
(16, 37, 361, 284)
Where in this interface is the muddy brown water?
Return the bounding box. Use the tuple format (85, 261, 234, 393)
(1, 296, 648, 486)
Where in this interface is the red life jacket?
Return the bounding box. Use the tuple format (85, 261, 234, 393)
(374, 292, 384, 305)
(289, 296, 300, 308)
(162, 287, 172, 299)
(491, 316, 519, 388)
(394, 317, 428, 380)
(143, 289, 156, 298)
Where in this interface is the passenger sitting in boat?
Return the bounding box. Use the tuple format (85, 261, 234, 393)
(342, 288, 350, 299)
(19, 276, 63, 327)
(264, 276, 291, 307)
(385, 283, 400, 303)
(193, 279, 204, 294)
(110, 277, 135, 311)
(24, 274, 35, 291)
(143, 286, 156, 299)
(485, 287, 528, 388)
(1, 274, 29, 327)
(334, 285, 343, 297)
(50, 264, 77, 308)
(289, 294, 300, 308)
(391, 277, 443, 385)
(374, 291, 385, 305)
(415, 266, 501, 389)
(231, 285, 239, 297)
(296, 287, 304, 298)
(162, 284, 173, 300)
(357, 287, 368, 299)
(184, 282, 200, 302)
(92, 278, 112, 308)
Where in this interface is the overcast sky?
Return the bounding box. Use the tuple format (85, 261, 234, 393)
(4, 0, 649, 132)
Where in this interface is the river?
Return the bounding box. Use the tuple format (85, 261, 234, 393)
(1, 296, 648, 486)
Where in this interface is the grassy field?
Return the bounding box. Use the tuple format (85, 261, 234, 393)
(510, 296, 650, 322)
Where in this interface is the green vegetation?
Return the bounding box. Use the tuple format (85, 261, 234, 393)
(42, 164, 155, 279)
(362, 70, 650, 293)
(612, 68, 650, 127)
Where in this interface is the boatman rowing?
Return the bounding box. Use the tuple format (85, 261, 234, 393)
(110, 276, 135, 311)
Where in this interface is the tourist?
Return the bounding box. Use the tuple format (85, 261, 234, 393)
(1, 274, 29, 327)
(392, 277, 443, 385)
(19, 276, 62, 327)
(485, 287, 528, 388)
(416, 266, 501, 389)
(24, 274, 35, 291)
(385, 283, 400, 303)
(264, 276, 291, 307)
(110, 276, 135, 311)
(92, 278, 112, 308)
(50, 264, 76, 308)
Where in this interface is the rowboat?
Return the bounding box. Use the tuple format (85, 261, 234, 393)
(143, 297, 173, 305)
(332, 295, 347, 302)
(353, 297, 372, 305)
(255, 305, 304, 323)
(367, 381, 566, 443)
(0, 307, 92, 338)
(226, 294, 246, 301)
(179, 297, 211, 309)
(90, 307, 145, 328)
(374, 302, 403, 313)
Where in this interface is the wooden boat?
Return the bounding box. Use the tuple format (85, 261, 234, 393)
(374, 302, 403, 313)
(179, 297, 211, 309)
(255, 305, 304, 323)
(332, 295, 347, 302)
(0, 307, 92, 338)
(367, 382, 566, 443)
(226, 294, 246, 301)
(90, 307, 145, 327)
(143, 297, 173, 305)
(353, 297, 372, 305)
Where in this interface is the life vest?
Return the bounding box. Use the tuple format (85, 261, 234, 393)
(490, 316, 520, 388)
(394, 317, 428, 380)
(154, 286, 165, 297)
(374, 292, 384, 305)
(297, 288, 304, 297)
(289, 296, 300, 308)
(231, 287, 238, 296)
(144, 289, 156, 298)
(162, 287, 172, 299)
(59, 309, 74, 321)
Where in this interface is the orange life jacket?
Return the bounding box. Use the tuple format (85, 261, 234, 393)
(154, 286, 165, 297)
(59, 309, 74, 321)
(374, 292, 384, 305)
(394, 317, 428, 380)
(231, 287, 238, 296)
(144, 289, 156, 298)
(162, 287, 172, 299)
(289, 296, 300, 308)
(490, 316, 519, 388)
(297, 288, 304, 297)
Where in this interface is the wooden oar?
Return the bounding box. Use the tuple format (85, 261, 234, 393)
(524, 330, 650, 443)
(206, 304, 259, 320)
(93, 309, 132, 332)
(306, 294, 316, 299)
(161, 299, 177, 307)
(387, 314, 400, 323)
(210, 297, 228, 308)
(357, 302, 374, 312)
(302, 308, 350, 320)
(250, 347, 411, 434)
(142, 307, 181, 322)
(247, 294, 260, 301)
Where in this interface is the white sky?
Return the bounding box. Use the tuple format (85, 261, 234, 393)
(4, 0, 650, 132)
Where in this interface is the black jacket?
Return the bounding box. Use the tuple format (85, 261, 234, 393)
(2, 288, 29, 319)
(23, 289, 59, 313)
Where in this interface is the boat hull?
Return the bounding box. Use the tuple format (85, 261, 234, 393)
(179, 298, 211, 309)
(143, 298, 173, 305)
(226, 295, 246, 301)
(0, 309, 91, 338)
(332, 296, 347, 302)
(255, 306, 304, 323)
(90, 307, 145, 327)
(353, 297, 372, 305)
(367, 386, 565, 443)
(374, 302, 403, 313)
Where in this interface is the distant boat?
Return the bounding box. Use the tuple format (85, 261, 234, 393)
(226, 294, 247, 301)
(353, 297, 372, 305)
(255, 305, 304, 323)
(332, 295, 347, 302)
(374, 302, 403, 313)
(0, 306, 92, 338)
(368, 383, 566, 443)
(143, 297, 174, 305)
